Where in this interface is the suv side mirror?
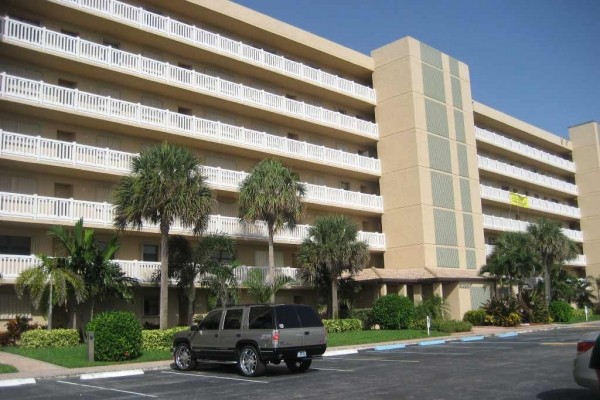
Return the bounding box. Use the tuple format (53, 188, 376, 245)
(190, 324, 199, 331)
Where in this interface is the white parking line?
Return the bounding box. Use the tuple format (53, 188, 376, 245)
(313, 367, 354, 372)
(325, 357, 419, 363)
(57, 380, 157, 398)
(161, 371, 269, 384)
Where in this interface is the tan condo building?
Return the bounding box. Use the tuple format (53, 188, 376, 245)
(0, 0, 596, 326)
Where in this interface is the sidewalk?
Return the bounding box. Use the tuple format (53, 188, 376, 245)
(1, 321, 598, 382)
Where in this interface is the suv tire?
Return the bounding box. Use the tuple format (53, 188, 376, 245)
(238, 345, 266, 377)
(285, 358, 312, 373)
(173, 343, 197, 371)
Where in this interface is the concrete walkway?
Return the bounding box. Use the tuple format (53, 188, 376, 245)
(1, 321, 597, 382)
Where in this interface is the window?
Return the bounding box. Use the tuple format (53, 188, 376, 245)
(213, 249, 234, 265)
(57, 130, 75, 142)
(177, 107, 193, 116)
(178, 62, 192, 70)
(61, 29, 78, 37)
(102, 39, 120, 49)
(223, 309, 243, 330)
(143, 244, 159, 262)
(0, 235, 31, 255)
(285, 94, 297, 100)
(501, 185, 509, 191)
(143, 296, 159, 316)
(287, 133, 299, 141)
(58, 79, 77, 89)
(293, 295, 303, 305)
(249, 307, 274, 329)
(336, 108, 347, 115)
(295, 305, 323, 327)
(275, 305, 301, 329)
(358, 149, 369, 157)
(199, 310, 222, 330)
(340, 181, 350, 191)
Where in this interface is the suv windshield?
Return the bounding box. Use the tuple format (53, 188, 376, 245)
(199, 309, 221, 330)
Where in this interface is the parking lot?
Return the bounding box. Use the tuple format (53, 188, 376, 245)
(2, 326, 598, 399)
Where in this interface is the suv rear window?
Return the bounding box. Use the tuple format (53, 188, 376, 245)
(295, 305, 323, 327)
(275, 305, 301, 329)
(223, 309, 243, 330)
(249, 306, 274, 329)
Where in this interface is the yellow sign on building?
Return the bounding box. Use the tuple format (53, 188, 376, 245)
(509, 192, 529, 208)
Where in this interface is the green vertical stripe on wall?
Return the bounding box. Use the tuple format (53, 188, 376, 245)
(428, 134, 452, 173)
(449, 57, 460, 77)
(470, 286, 491, 308)
(436, 247, 460, 268)
(420, 42, 443, 68)
(466, 250, 477, 269)
(457, 143, 469, 177)
(459, 178, 472, 212)
(434, 209, 457, 246)
(422, 64, 446, 103)
(454, 110, 466, 143)
(463, 213, 475, 248)
(425, 99, 449, 137)
(431, 171, 455, 209)
(451, 77, 463, 110)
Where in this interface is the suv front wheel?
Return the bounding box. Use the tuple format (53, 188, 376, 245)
(174, 343, 197, 371)
(285, 358, 312, 373)
(238, 345, 266, 377)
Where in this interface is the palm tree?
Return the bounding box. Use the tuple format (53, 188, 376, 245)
(244, 268, 292, 304)
(113, 142, 215, 329)
(238, 158, 305, 302)
(48, 219, 137, 325)
(527, 218, 578, 306)
(15, 255, 86, 329)
(480, 231, 538, 296)
(203, 263, 240, 308)
(297, 215, 369, 319)
(156, 234, 236, 325)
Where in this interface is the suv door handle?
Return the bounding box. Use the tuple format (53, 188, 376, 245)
(214, 334, 218, 337)
(304, 331, 310, 335)
(236, 334, 241, 338)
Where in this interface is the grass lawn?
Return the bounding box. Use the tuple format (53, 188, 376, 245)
(327, 329, 445, 347)
(0, 363, 18, 373)
(566, 314, 600, 324)
(1, 345, 171, 369)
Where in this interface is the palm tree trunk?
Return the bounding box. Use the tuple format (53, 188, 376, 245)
(544, 265, 551, 306)
(267, 224, 275, 304)
(159, 223, 170, 330)
(188, 294, 195, 326)
(90, 296, 95, 322)
(331, 278, 339, 320)
(47, 281, 53, 330)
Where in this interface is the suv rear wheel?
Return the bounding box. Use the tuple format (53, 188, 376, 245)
(174, 343, 196, 371)
(285, 358, 312, 373)
(238, 345, 266, 377)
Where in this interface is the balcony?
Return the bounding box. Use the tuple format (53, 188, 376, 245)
(484, 244, 586, 267)
(0, 74, 381, 175)
(475, 127, 575, 172)
(478, 156, 577, 196)
(0, 255, 306, 285)
(0, 17, 377, 139)
(51, 0, 376, 103)
(480, 184, 581, 219)
(482, 214, 583, 242)
(0, 192, 386, 249)
(0, 130, 383, 212)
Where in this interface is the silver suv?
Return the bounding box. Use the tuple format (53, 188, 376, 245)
(172, 304, 327, 377)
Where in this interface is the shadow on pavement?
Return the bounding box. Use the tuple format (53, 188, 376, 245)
(537, 388, 597, 400)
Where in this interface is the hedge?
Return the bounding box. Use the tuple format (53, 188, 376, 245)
(19, 328, 80, 348)
(86, 312, 142, 361)
(372, 294, 415, 330)
(142, 326, 189, 350)
(549, 300, 573, 323)
(463, 310, 486, 326)
(410, 318, 472, 333)
(322, 319, 363, 333)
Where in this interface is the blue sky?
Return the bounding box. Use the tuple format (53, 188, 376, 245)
(235, 0, 599, 138)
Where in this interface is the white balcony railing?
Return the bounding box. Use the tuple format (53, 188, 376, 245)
(0, 74, 381, 175)
(482, 214, 583, 242)
(478, 156, 577, 195)
(0, 192, 386, 249)
(475, 127, 575, 172)
(484, 244, 586, 266)
(479, 184, 581, 218)
(0, 254, 306, 284)
(0, 130, 383, 212)
(0, 17, 377, 138)
(51, 0, 376, 103)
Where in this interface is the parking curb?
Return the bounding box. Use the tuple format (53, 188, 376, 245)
(0, 378, 36, 387)
(495, 332, 519, 338)
(80, 369, 144, 380)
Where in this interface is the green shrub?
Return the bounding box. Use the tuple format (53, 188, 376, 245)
(414, 295, 450, 321)
(142, 326, 189, 350)
(19, 328, 79, 348)
(482, 296, 521, 326)
(322, 319, 363, 333)
(463, 309, 486, 326)
(549, 300, 573, 323)
(348, 308, 373, 330)
(372, 294, 415, 330)
(432, 319, 472, 333)
(0, 316, 42, 346)
(571, 308, 586, 321)
(86, 312, 142, 361)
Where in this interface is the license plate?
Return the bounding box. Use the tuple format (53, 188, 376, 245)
(297, 351, 307, 358)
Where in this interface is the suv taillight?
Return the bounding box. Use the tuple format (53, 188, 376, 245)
(577, 341, 595, 354)
(272, 329, 279, 346)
